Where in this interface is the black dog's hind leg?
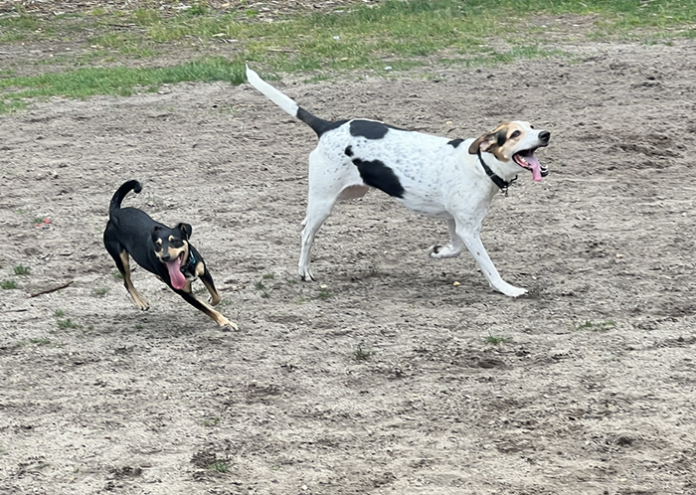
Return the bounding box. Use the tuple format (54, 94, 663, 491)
(105, 236, 150, 311)
(174, 287, 237, 331)
(117, 251, 150, 311)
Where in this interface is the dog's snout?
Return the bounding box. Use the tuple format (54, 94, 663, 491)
(160, 253, 171, 262)
(539, 130, 551, 143)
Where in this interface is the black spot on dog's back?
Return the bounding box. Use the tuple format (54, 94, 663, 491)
(352, 158, 405, 198)
(448, 138, 465, 148)
(349, 120, 405, 140)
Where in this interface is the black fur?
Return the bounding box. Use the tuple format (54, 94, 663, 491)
(297, 107, 347, 137)
(349, 120, 405, 140)
(351, 158, 405, 198)
(447, 138, 465, 148)
(103, 180, 222, 321)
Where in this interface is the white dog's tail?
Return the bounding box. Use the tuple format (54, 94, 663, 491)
(245, 65, 343, 138)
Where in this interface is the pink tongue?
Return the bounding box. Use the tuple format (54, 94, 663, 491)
(526, 155, 543, 182)
(166, 258, 186, 290)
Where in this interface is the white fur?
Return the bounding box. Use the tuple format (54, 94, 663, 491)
(246, 66, 549, 297)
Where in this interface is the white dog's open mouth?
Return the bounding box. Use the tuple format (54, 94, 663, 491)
(513, 148, 548, 182)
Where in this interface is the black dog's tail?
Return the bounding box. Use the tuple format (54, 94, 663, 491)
(109, 180, 142, 216)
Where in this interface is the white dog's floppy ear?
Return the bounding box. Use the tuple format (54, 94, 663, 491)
(468, 126, 509, 155)
(468, 132, 496, 154)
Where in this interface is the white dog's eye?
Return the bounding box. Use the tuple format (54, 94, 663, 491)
(510, 130, 521, 139)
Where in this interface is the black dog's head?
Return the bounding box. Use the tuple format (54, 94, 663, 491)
(151, 223, 192, 290)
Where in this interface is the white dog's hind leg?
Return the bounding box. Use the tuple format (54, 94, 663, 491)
(298, 196, 336, 281)
(430, 218, 465, 259)
(456, 223, 527, 298)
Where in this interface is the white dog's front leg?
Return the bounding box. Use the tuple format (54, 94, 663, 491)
(457, 227, 527, 298)
(430, 218, 465, 259)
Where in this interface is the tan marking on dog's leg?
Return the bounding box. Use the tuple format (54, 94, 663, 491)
(196, 261, 221, 306)
(194, 296, 237, 330)
(119, 251, 149, 310)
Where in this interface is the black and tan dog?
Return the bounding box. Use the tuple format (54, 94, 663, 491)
(103, 180, 237, 330)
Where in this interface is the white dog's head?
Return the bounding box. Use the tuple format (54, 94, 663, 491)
(468, 121, 550, 181)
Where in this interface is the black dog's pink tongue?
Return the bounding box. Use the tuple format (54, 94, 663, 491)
(166, 259, 186, 290)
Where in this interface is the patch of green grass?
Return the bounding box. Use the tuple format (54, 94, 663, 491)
(315, 290, 333, 300)
(262, 273, 275, 280)
(254, 281, 266, 290)
(576, 319, 616, 332)
(13, 264, 30, 275)
(285, 278, 298, 285)
(54, 309, 66, 317)
(203, 417, 220, 427)
(135, 324, 143, 330)
(0, 0, 694, 112)
(92, 287, 109, 297)
(207, 461, 229, 473)
(261, 291, 270, 299)
(1, 280, 18, 290)
(57, 318, 79, 330)
(29, 337, 51, 346)
(354, 343, 374, 361)
(483, 333, 512, 346)
(217, 298, 232, 307)
(112, 271, 124, 280)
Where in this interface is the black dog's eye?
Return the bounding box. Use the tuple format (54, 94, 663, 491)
(510, 130, 521, 139)
(530, 125, 535, 129)
(171, 240, 184, 248)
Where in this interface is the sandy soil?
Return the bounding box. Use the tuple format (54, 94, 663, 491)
(2, 39, 696, 495)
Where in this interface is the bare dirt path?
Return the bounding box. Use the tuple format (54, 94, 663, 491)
(1, 39, 696, 494)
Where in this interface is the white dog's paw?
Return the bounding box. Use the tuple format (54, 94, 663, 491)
(429, 244, 462, 259)
(298, 267, 315, 282)
(499, 285, 528, 298)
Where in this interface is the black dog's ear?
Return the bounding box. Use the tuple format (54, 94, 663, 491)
(150, 225, 163, 242)
(176, 223, 193, 240)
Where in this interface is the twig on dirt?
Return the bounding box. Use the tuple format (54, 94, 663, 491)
(0, 308, 29, 313)
(29, 280, 73, 298)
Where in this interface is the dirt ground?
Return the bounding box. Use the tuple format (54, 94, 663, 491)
(2, 37, 696, 495)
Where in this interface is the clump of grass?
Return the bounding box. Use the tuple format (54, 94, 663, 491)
(261, 291, 270, 299)
(29, 337, 51, 346)
(483, 333, 512, 346)
(57, 318, 79, 330)
(203, 417, 220, 427)
(1, 280, 17, 290)
(207, 461, 229, 473)
(576, 319, 616, 332)
(354, 343, 374, 361)
(316, 290, 333, 300)
(54, 309, 66, 317)
(13, 264, 30, 275)
(112, 271, 124, 280)
(254, 281, 266, 290)
(92, 287, 109, 297)
(262, 273, 275, 280)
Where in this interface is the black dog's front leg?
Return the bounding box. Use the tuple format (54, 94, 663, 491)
(174, 288, 237, 331)
(198, 264, 222, 306)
